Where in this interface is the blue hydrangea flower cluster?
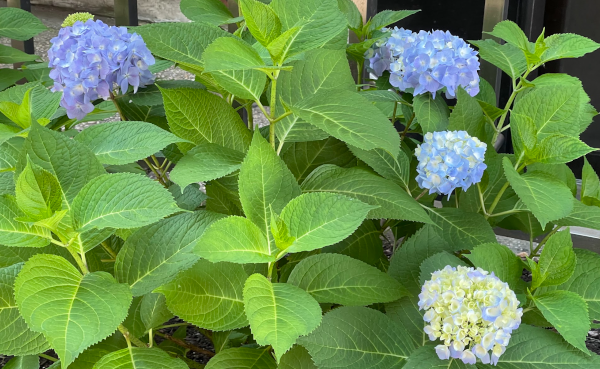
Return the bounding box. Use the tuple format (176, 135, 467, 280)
(48, 19, 155, 119)
(415, 131, 487, 197)
(419, 266, 523, 366)
(366, 28, 480, 98)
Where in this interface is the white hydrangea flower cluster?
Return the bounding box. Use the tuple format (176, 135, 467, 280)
(418, 265, 522, 366)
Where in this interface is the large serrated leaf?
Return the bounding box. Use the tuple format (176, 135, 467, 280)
(292, 90, 401, 157)
(280, 192, 375, 253)
(22, 123, 105, 204)
(556, 199, 600, 231)
(413, 93, 450, 133)
(205, 347, 277, 369)
(279, 345, 317, 369)
(160, 87, 251, 154)
(156, 259, 248, 331)
(403, 345, 473, 369)
(466, 243, 523, 290)
(0, 194, 51, 247)
(0, 7, 47, 40)
(135, 22, 229, 70)
(0, 263, 49, 356)
(243, 273, 322, 361)
(195, 216, 277, 263)
(15, 158, 62, 222)
(240, 0, 281, 46)
(385, 296, 426, 348)
(180, 0, 234, 25)
(348, 144, 411, 192)
(298, 306, 416, 368)
(288, 253, 409, 305)
(469, 39, 527, 79)
(93, 347, 188, 369)
(139, 293, 172, 333)
(239, 131, 301, 252)
(448, 87, 490, 143)
(428, 208, 496, 250)
(301, 165, 431, 223)
(541, 33, 600, 63)
(476, 324, 600, 368)
(115, 210, 225, 296)
(322, 220, 384, 266)
(169, 143, 245, 190)
(14, 254, 132, 369)
(74, 121, 187, 165)
(72, 173, 179, 231)
(503, 157, 573, 228)
(533, 290, 590, 354)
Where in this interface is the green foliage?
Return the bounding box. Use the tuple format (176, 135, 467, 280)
(1, 6, 600, 368)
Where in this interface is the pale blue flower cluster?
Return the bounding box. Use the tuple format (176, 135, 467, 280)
(366, 28, 480, 98)
(48, 19, 155, 119)
(419, 265, 522, 366)
(415, 131, 487, 197)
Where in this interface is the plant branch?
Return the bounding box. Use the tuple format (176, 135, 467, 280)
(400, 113, 415, 142)
(143, 158, 168, 188)
(269, 72, 280, 150)
(156, 322, 190, 330)
(357, 59, 364, 90)
(415, 189, 428, 201)
(485, 182, 510, 219)
(100, 241, 118, 259)
(532, 226, 561, 256)
(154, 331, 215, 357)
(39, 353, 58, 362)
(476, 183, 487, 215)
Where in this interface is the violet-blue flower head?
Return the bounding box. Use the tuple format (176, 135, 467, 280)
(419, 265, 522, 366)
(366, 28, 480, 98)
(415, 131, 487, 197)
(48, 18, 155, 120)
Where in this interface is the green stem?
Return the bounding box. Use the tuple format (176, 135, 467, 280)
(110, 93, 126, 121)
(391, 101, 398, 124)
(248, 105, 254, 130)
(492, 70, 532, 144)
(154, 331, 215, 357)
(271, 110, 293, 124)
(39, 353, 58, 362)
(67, 244, 89, 275)
(485, 182, 510, 218)
(149, 328, 153, 348)
(477, 183, 487, 215)
(269, 72, 279, 150)
(267, 261, 277, 282)
(488, 208, 524, 218)
(414, 189, 428, 201)
(119, 324, 148, 348)
(144, 158, 168, 188)
(357, 60, 364, 90)
(100, 241, 118, 259)
(532, 226, 560, 256)
(156, 322, 189, 330)
(400, 113, 415, 142)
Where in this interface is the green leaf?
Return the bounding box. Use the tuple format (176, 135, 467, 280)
(115, 210, 225, 296)
(503, 157, 573, 228)
(531, 228, 576, 290)
(534, 134, 594, 165)
(93, 347, 188, 369)
(487, 20, 531, 51)
(298, 306, 416, 369)
(556, 199, 600, 231)
(14, 254, 132, 368)
(413, 93, 450, 134)
(22, 123, 105, 204)
(301, 165, 431, 223)
(466, 243, 523, 290)
(270, 211, 295, 250)
(74, 121, 187, 165)
(280, 192, 375, 253)
(0, 88, 32, 129)
(0, 68, 23, 92)
(528, 162, 577, 196)
(0, 7, 46, 40)
(337, 0, 362, 30)
(136, 22, 229, 71)
(538, 248, 600, 321)
(279, 345, 317, 369)
(582, 157, 600, 206)
(419, 251, 468, 286)
(122, 296, 145, 338)
(276, 48, 354, 143)
(169, 143, 245, 190)
(72, 173, 179, 231)
(288, 253, 409, 305)
(292, 90, 401, 157)
(0, 124, 24, 145)
(0, 45, 38, 64)
(366, 10, 419, 35)
(240, 0, 281, 46)
(281, 137, 355, 183)
(239, 131, 301, 253)
(0, 263, 49, 356)
(403, 345, 473, 369)
(160, 87, 251, 154)
(3, 356, 39, 369)
(428, 208, 496, 250)
(477, 324, 600, 368)
(266, 26, 302, 65)
(513, 85, 584, 139)
(385, 296, 426, 348)
(469, 39, 527, 79)
(168, 183, 207, 211)
(15, 158, 62, 221)
(448, 87, 489, 142)
(323, 220, 384, 267)
(0, 194, 50, 247)
(541, 33, 600, 63)
(533, 290, 590, 354)
(180, 0, 235, 25)
(195, 216, 277, 263)
(243, 273, 322, 361)
(205, 347, 277, 369)
(139, 293, 172, 332)
(0, 136, 23, 172)
(270, 0, 348, 60)
(156, 259, 248, 331)
(348, 145, 411, 191)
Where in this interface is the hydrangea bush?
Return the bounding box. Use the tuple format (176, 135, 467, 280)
(0, 1, 600, 368)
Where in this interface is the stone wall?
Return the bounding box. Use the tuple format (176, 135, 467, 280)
(29, 0, 188, 22)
